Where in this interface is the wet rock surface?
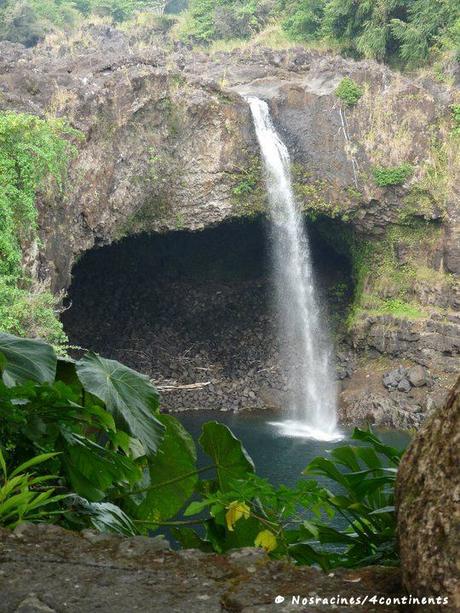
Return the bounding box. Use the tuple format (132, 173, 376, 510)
(396, 376, 460, 612)
(0, 523, 402, 613)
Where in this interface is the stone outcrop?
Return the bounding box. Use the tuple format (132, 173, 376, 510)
(0, 523, 403, 612)
(396, 376, 460, 611)
(0, 25, 458, 425)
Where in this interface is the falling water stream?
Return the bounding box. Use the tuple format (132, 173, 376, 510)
(246, 96, 341, 441)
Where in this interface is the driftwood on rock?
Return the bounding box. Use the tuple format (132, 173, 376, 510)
(155, 380, 211, 392)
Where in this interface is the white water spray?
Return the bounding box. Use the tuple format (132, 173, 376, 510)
(246, 96, 340, 441)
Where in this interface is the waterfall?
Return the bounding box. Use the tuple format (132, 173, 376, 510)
(246, 96, 340, 441)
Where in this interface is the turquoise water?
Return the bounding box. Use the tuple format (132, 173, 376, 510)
(177, 410, 410, 488)
(167, 411, 410, 548)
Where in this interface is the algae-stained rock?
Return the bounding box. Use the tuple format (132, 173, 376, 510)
(396, 376, 460, 612)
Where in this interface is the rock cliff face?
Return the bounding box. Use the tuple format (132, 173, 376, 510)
(1, 25, 458, 425)
(396, 376, 460, 611)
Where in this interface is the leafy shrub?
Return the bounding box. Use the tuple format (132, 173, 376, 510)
(381, 298, 425, 319)
(0, 332, 166, 531)
(0, 111, 81, 344)
(177, 0, 273, 44)
(391, 0, 460, 66)
(0, 0, 95, 46)
(0, 112, 78, 277)
(0, 449, 66, 529)
(281, 0, 325, 42)
(0, 1, 48, 47)
(372, 163, 414, 187)
(90, 0, 137, 23)
(0, 332, 406, 569)
(181, 426, 403, 568)
(232, 174, 258, 196)
(0, 0, 167, 45)
(335, 77, 363, 107)
(299, 428, 402, 568)
(231, 157, 262, 201)
(0, 277, 67, 346)
(280, 0, 459, 67)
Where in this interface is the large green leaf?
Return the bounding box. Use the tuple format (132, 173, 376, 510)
(69, 496, 137, 536)
(135, 414, 198, 521)
(171, 527, 214, 552)
(303, 457, 350, 489)
(330, 446, 361, 472)
(56, 356, 80, 388)
(0, 332, 56, 387)
(60, 430, 141, 501)
(199, 422, 255, 491)
(288, 542, 332, 571)
(10, 452, 60, 478)
(75, 353, 164, 454)
(216, 515, 262, 552)
(351, 428, 401, 464)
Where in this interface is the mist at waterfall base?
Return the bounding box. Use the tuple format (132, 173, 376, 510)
(246, 96, 341, 442)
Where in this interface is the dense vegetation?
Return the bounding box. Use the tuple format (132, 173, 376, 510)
(280, 0, 460, 65)
(335, 77, 363, 107)
(0, 112, 81, 345)
(0, 332, 404, 568)
(178, 0, 459, 67)
(1, 0, 458, 70)
(0, 0, 179, 46)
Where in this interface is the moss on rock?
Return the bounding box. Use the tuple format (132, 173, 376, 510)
(230, 155, 266, 217)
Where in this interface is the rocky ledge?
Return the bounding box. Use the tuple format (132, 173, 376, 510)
(0, 523, 402, 613)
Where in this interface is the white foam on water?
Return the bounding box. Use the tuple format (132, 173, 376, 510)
(268, 420, 343, 442)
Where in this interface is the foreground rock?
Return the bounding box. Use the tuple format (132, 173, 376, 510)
(0, 523, 402, 612)
(396, 375, 460, 612)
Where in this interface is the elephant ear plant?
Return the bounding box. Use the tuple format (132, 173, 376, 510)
(0, 332, 406, 569)
(0, 331, 165, 533)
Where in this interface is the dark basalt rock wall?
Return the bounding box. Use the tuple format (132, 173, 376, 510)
(62, 217, 353, 412)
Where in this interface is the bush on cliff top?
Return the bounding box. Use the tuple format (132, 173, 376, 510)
(372, 163, 414, 187)
(335, 77, 363, 107)
(280, 0, 460, 66)
(0, 0, 163, 46)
